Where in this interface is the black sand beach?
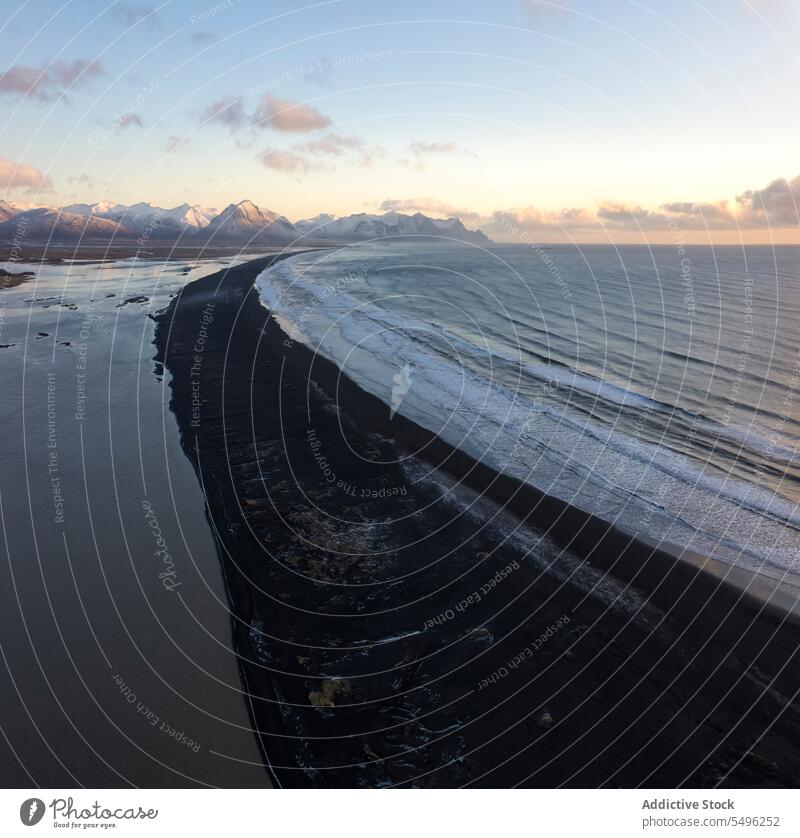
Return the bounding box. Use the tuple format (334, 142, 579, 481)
(154, 253, 800, 788)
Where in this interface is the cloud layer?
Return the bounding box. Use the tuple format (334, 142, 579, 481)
(489, 175, 800, 237)
(252, 94, 332, 132)
(0, 59, 104, 102)
(199, 95, 249, 130)
(0, 157, 53, 192)
(199, 93, 333, 136)
(380, 197, 481, 221)
(257, 148, 316, 175)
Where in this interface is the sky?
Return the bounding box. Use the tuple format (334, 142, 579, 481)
(0, 0, 798, 243)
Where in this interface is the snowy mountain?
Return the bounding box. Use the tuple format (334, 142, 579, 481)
(200, 200, 298, 242)
(0, 199, 490, 244)
(0, 200, 20, 224)
(62, 200, 122, 217)
(164, 203, 218, 228)
(0, 208, 131, 241)
(4, 200, 58, 212)
(62, 201, 218, 233)
(294, 213, 336, 235)
(294, 211, 490, 243)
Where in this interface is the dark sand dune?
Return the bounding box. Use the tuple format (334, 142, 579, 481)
(155, 254, 800, 788)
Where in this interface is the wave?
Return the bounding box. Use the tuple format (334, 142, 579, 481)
(260, 257, 800, 468)
(256, 254, 800, 581)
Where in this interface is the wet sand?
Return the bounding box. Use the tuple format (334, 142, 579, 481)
(155, 254, 800, 788)
(0, 254, 270, 787)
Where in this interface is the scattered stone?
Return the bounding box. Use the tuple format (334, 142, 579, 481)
(743, 752, 780, 777)
(308, 678, 350, 708)
(244, 498, 268, 509)
(363, 743, 385, 764)
(0, 269, 34, 289)
(115, 295, 149, 307)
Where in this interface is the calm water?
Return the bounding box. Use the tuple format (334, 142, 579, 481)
(258, 242, 800, 586)
(0, 255, 268, 786)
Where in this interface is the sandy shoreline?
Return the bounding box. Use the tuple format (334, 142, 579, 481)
(154, 253, 800, 788)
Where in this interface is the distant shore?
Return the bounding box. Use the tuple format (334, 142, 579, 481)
(0, 267, 34, 288)
(0, 241, 302, 265)
(155, 252, 800, 788)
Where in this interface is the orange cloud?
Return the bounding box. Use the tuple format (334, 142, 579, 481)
(0, 59, 104, 102)
(0, 157, 53, 191)
(489, 175, 800, 240)
(257, 148, 318, 175)
(253, 94, 332, 133)
(297, 133, 362, 156)
(380, 197, 480, 221)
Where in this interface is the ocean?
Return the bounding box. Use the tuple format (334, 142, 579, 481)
(257, 242, 800, 590)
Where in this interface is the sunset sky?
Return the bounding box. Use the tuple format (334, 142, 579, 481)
(1, 0, 798, 242)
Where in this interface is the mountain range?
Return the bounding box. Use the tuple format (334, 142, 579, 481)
(0, 199, 491, 245)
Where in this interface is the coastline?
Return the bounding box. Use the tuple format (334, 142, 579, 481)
(0, 253, 271, 787)
(154, 252, 800, 788)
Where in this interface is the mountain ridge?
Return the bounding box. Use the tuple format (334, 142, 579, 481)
(0, 198, 492, 244)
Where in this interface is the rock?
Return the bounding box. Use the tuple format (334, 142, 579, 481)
(0, 269, 34, 289)
(308, 678, 350, 708)
(535, 710, 554, 729)
(244, 497, 268, 509)
(743, 752, 780, 777)
(363, 743, 385, 764)
(115, 295, 149, 307)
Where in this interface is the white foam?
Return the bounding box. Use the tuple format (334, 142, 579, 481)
(256, 255, 800, 584)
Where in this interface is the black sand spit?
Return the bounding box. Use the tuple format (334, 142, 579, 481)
(154, 254, 800, 789)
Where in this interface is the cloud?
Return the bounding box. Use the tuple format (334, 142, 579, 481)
(490, 206, 595, 234)
(0, 157, 53, 192)
(404, 141, 476, 170)
(523, 0, 573, 25)
(735, 175, 800, 227)
(257, 148, 317, 175)
(189, 30, 218, 45)
(296, 132, 362, 156)
(198, 95, 249, 130)
(409, 140, 475, 156)
(398, 157, 427, 171)
(67, 173, 97, 188)
(410, 140, 456, 155)
(116, 112, 144, 130)
(356, 146, 387, 168)
(267, 131, 385, 176)
(380, 197, 480, 221)
(305, 56, 335, 86)
(253, 93, 332, 132)
(112, 4, 162, 29)
(489, 175, 799, 238)
(596, 202, 674, 230)
(164, 135, 190, 153)
(656, 200, 736, 229)
(0, 59, 105, 102)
